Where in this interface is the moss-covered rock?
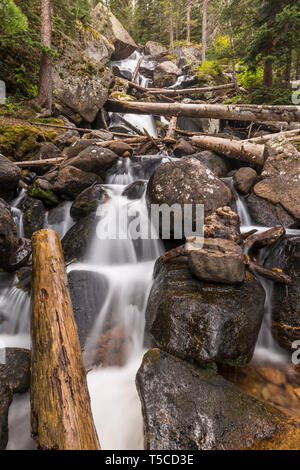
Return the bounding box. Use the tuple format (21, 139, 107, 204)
(28, 182, 59, 207)
(70, 184, 107, 220)
(0, 123, 61, 161)
(21, 197, 46, 238)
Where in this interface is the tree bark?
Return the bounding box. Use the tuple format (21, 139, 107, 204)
(31, 229, 100, 450)
(248, 262, 292, 285)
(263, 58, 273, 88)
(105, 100, 300, 123)
(192, 135, 266, 167)
(202, 0, 209, 63)
(186, 0, 191, 45)
(145, 83, 236, 96)
(37, 0, 53, 112)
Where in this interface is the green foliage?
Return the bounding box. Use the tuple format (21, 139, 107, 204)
(197, 60, 223, 83)
(249, 86, 293, 105)
(0, 0, 28, 37)
(238, 65, 264, 89)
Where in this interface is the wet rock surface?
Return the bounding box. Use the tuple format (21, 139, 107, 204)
(35, 142, 61, 161)
(0, 377, 12, 450)
(62, 213, 97, 262)
(265, 236, 300, 350)
(136, 349, 300, 450)
(0, 199, 19, 269)
(145, 257, 265, 366)
(187, 237, 245, 284)
(21, 197, 46, 238)
(122, 180, 147, 200)
(70, 184, 107, 220)
(0, 348, 31, 393)
(245, 192, 295, 228)
(63, 146, 119, 179)
(53, 166, 101, 200)
(68, 270, 109, 347)
(0, 154, 21, 201)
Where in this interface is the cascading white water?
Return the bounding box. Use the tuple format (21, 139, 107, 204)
(67, 157, 163, 449)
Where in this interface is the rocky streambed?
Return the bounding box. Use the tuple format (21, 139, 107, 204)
(0, 48, 299, 450)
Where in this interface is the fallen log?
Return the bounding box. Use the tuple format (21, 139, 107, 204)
(31, 229, 100, 450)
(247, 128, 300, 144)
(15, 157, 64, 168)
(132, 55, 143, 83)
(146, 83, 236, 96)
(192, 135, 266, 167)
(105, 100, 300, 123)
(248, 262, 292, 285)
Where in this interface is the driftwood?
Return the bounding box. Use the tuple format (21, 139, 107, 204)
(160, 245, 187, 264)
(192, 135, 266, 167)
(132, 55, 143, 83)
(31, 229, 100, 450)
(248, 262, 292, 285)
(166, 116, 178, 139)
(244, 227, 286, 252)
(15, 157, 64, 168)
(105, 100, 300, 123)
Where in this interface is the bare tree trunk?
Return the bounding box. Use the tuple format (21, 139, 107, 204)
(263, 58, 273, 88)
(31, 229, 100, 450)
(186, 0, 191, 45)
(37, 0, 52, 113)
(170, 8, 174, 48)
(202, 0, 209, 63)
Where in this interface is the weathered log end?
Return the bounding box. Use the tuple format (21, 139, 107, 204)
(31, 229, 100, 450)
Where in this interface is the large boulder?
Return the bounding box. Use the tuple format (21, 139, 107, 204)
(153, 61, 180, 88)
(146, 158, 232, 236)
(0, 199, 19, 269)
(34, 142, 61, 161)
(62, 146, 119, 179)
(145, 41, 167, 57)
(145, 256, 265, 366)
(68, 270, 109, 346)
(169, 44, 202, 68)
(0, 348, 31, 394)
(53, 15, 115, 123)
(136, 349, 300, 450)
(28, 178, 59, 207)
(0, 154, 21, 201)
(0, 378, 12, 450)
(70, 184, 108, 220)
(92, 3, 137, 60)
(187, 237, 245, 284)
(265, 236, 300, 351)
(53, 166, 101, 199)
(253, 136, 300, 222)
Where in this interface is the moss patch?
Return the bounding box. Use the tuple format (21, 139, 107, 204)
(0, 121, 63, 161)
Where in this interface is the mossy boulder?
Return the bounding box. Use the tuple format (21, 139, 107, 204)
(70, 184, 107, 220)
(136, 349, 300, 450)
(145, 256, 265, 366)
(0, 199, 19, 269)
(28, 181, 59, 207)
(0, 377, 12, 450)
(0, 124, 61, 161)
